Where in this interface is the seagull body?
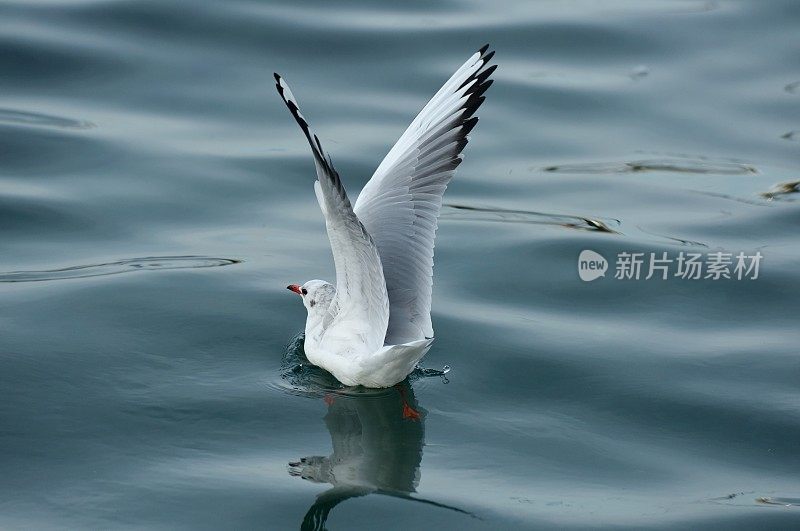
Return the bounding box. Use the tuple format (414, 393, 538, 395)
(277, 45, 495, 388)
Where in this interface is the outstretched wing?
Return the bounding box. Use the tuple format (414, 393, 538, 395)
(275, 74, 389, 354)
(353, 45, 495, 344)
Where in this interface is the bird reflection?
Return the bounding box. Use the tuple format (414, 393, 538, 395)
(289, 382, 471, 530)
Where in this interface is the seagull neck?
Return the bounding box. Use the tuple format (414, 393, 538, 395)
(305, 311, 324, 333)
(304, 307, 328, 348)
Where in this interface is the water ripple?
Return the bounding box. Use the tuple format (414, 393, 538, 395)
(780, 131, 799, 142)
(690, 190, 773, 207)
(785, 81, 800, 94)
(543, 159, 757, 175)
(442, 204, 715, 247)
(634, 226, 708, 247)
(0, 108, 95, 130)
(757, 497, 800, 507)
(709, 492, 800, 508)
(441, 204, 620, 233)
(0, 256, 240, 283)
(760, 180, 800, 201)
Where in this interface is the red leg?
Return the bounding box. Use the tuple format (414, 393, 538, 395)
(402, 402, 421, 420)
(395, 384, 421, 420)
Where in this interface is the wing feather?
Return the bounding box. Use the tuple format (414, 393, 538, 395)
(275, 73, 389, 354)
(353, 46, 495, 344)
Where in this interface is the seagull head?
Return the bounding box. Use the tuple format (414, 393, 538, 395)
(287, 279, 336, 314)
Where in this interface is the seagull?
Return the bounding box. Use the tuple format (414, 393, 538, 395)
(276, 45, 495, 388)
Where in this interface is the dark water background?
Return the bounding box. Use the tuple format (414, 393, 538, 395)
(2, 0, 799, 529)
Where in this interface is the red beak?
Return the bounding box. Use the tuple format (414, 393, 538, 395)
(287, 284, 302, 295)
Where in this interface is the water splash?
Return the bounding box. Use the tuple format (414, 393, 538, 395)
(412, 364, 450, 384)
(275, 333, 348, 397)
(0, 256, 240, 283)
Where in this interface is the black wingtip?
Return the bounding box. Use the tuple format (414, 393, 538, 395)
(474, 64, 497, 85)
(478, 43, 490, 55)
(474, 79, 493, 98)
(462, 116, 479, 136)
(273, 72, 282, 83)
(481, 50, 495, 65)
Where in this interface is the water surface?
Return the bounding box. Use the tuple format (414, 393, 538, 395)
(1, 0, 799, 529)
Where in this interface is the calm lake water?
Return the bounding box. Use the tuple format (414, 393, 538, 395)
(2, 1, 799, 529)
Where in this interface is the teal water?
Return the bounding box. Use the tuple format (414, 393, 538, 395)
(1, 1, 799, 529)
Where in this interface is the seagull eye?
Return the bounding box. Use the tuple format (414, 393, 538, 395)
(301, 288, 308, 295)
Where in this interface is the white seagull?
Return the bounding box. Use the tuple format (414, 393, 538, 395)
(276, 45, 495, 388)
